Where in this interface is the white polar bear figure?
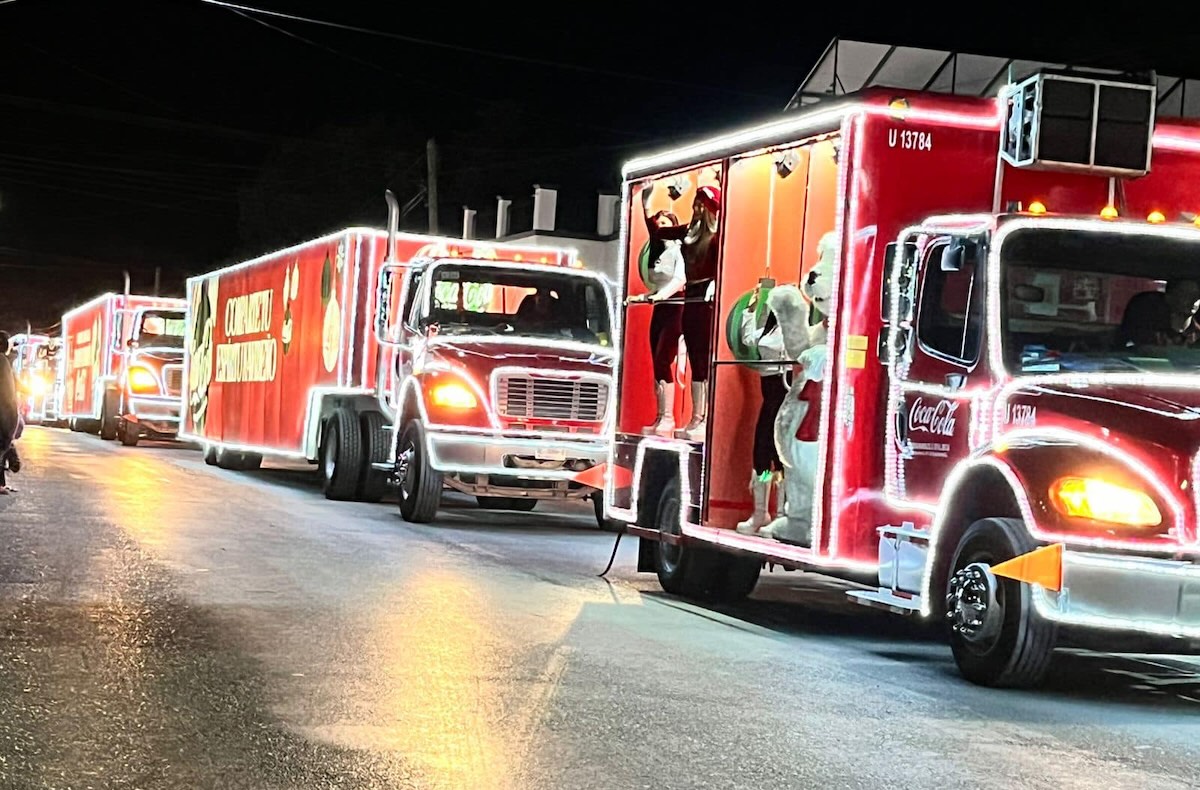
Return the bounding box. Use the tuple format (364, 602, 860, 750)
(757, 232, 836, 546)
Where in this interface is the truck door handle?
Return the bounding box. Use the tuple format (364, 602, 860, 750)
(945, 373, 966, 390)
(895, 402, 909, 446)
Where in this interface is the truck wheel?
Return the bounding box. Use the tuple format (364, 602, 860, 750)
(118, 420, 140, 447)
(215, 447, 241, 470)
(654, 477, 719, 597)
(711, 556, 762, 602)
(204, 444, 219, 466)
(356, 412, 390, 503)
(397, 421, 442, 523)
(320, 408, 362, 501)
(239, 453, 262, 471)
(946, 517, 1058, 688)
(476, 496, 537, 512)
(100, 393, 118, 440)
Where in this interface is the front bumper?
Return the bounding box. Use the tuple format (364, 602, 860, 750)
(1035, 550, 1200, 638)
(427, 428, 607, 482)
(126, 395, 181, 437)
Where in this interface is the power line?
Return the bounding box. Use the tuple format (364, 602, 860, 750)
(200, 0, 778, 100)
(221, 8, 653, 139)
(0, 174, 233, 216)
(15, 41, 190, 120)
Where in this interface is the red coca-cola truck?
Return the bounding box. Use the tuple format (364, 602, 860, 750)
(9, 332, 61, 425)
(605, 68, 1200, 686)
(60, 291, 187, 444)
(183, 201, 615, 520)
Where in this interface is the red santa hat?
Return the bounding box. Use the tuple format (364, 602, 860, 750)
(695, 185, 721, 213)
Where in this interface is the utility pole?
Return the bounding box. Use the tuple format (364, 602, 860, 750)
(426, 137, 439, 235)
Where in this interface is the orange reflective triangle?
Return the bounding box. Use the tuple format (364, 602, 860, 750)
(572, 463, 633, 490)
(989, 543, 1063, 592)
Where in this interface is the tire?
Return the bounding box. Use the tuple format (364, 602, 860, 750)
(99, 392, 118, 440)
(475, 496, 537, 511)
(711, 556, 762, 603)
(397, 421, 442, 523)
(215, 446, 242, 470)
(356, 412, 390, 503)
(68, 418, 78, 432)
(239, 453, 262, 471)
(118, 420, 139, 447)
(652, 477, 761, 601)
(653, 477, 719, 597)
(320, 407, 362, 501)
(204, 444, 219, 466)
(947, 517, 1058, 688)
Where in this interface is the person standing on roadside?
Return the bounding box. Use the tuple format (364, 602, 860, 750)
(0, 331, 21, 494)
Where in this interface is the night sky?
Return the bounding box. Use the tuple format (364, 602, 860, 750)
(0, 0, 1194, 331)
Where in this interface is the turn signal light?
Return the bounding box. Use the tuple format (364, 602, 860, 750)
(1148, 210, 1166, 224)
(1028, 200, 1047, 215)
(1100, 205, 1119, 220)
(1050, 476, 1161, 528)
(430, 381, 477, 409)
(127, 366, 160, 395)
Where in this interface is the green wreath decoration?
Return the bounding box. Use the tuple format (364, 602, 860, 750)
(724, 286, 775, 362)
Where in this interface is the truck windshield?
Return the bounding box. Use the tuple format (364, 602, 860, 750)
(426, 264, 612, 346)
(139, 311, 186, 348)
(1002, 227, 1200, 373)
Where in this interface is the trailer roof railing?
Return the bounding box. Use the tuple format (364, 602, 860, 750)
(788, 38, 1200, 119)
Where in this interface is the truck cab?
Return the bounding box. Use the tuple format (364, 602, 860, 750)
(107, 306, 187, 446)
(377, 255, 615, 523)
(865, 213, 1200, 683)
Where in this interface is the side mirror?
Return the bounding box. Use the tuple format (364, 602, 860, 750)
(126, 338, 137, 349)
(374, 264, 406, 346)
(882, 241, 919, 323)
(879, 326, 911, 366)
(941, 239, 978, 273)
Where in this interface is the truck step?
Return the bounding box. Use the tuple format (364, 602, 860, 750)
(847, 588, 922, 615)
(877, 521, 929, 543)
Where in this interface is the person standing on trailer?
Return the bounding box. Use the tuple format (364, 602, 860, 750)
(635, 181, 687, 436)
(734, 283, 789, 534)
(677, 183, 722, 442)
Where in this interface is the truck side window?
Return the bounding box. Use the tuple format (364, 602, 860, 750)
(917, 245, 982, 363)
(403, 272, 423, 328)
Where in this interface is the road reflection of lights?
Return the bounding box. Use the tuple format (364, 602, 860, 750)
(363, 569, 510, 787)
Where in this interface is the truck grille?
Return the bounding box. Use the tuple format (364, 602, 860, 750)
(163, 365, 183, 396)
(496, 375, 608, 422)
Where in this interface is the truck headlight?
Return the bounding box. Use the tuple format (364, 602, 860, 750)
(1049, 476, 1162, 528)
(128, 366, 161, 395)
(430, 381, 477, 410)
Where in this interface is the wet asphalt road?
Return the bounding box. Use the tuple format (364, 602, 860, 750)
(3, 428, 1200, 789)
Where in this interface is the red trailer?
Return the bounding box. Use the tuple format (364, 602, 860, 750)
(60, 292, 187, 443)
(181, 223, 610, 513)
(606, 68, 1200, 686)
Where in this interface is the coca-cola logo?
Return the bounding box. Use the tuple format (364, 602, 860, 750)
(909, 397, 959, 437)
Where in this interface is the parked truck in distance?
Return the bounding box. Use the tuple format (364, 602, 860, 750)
(60, 292, 187, 444)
